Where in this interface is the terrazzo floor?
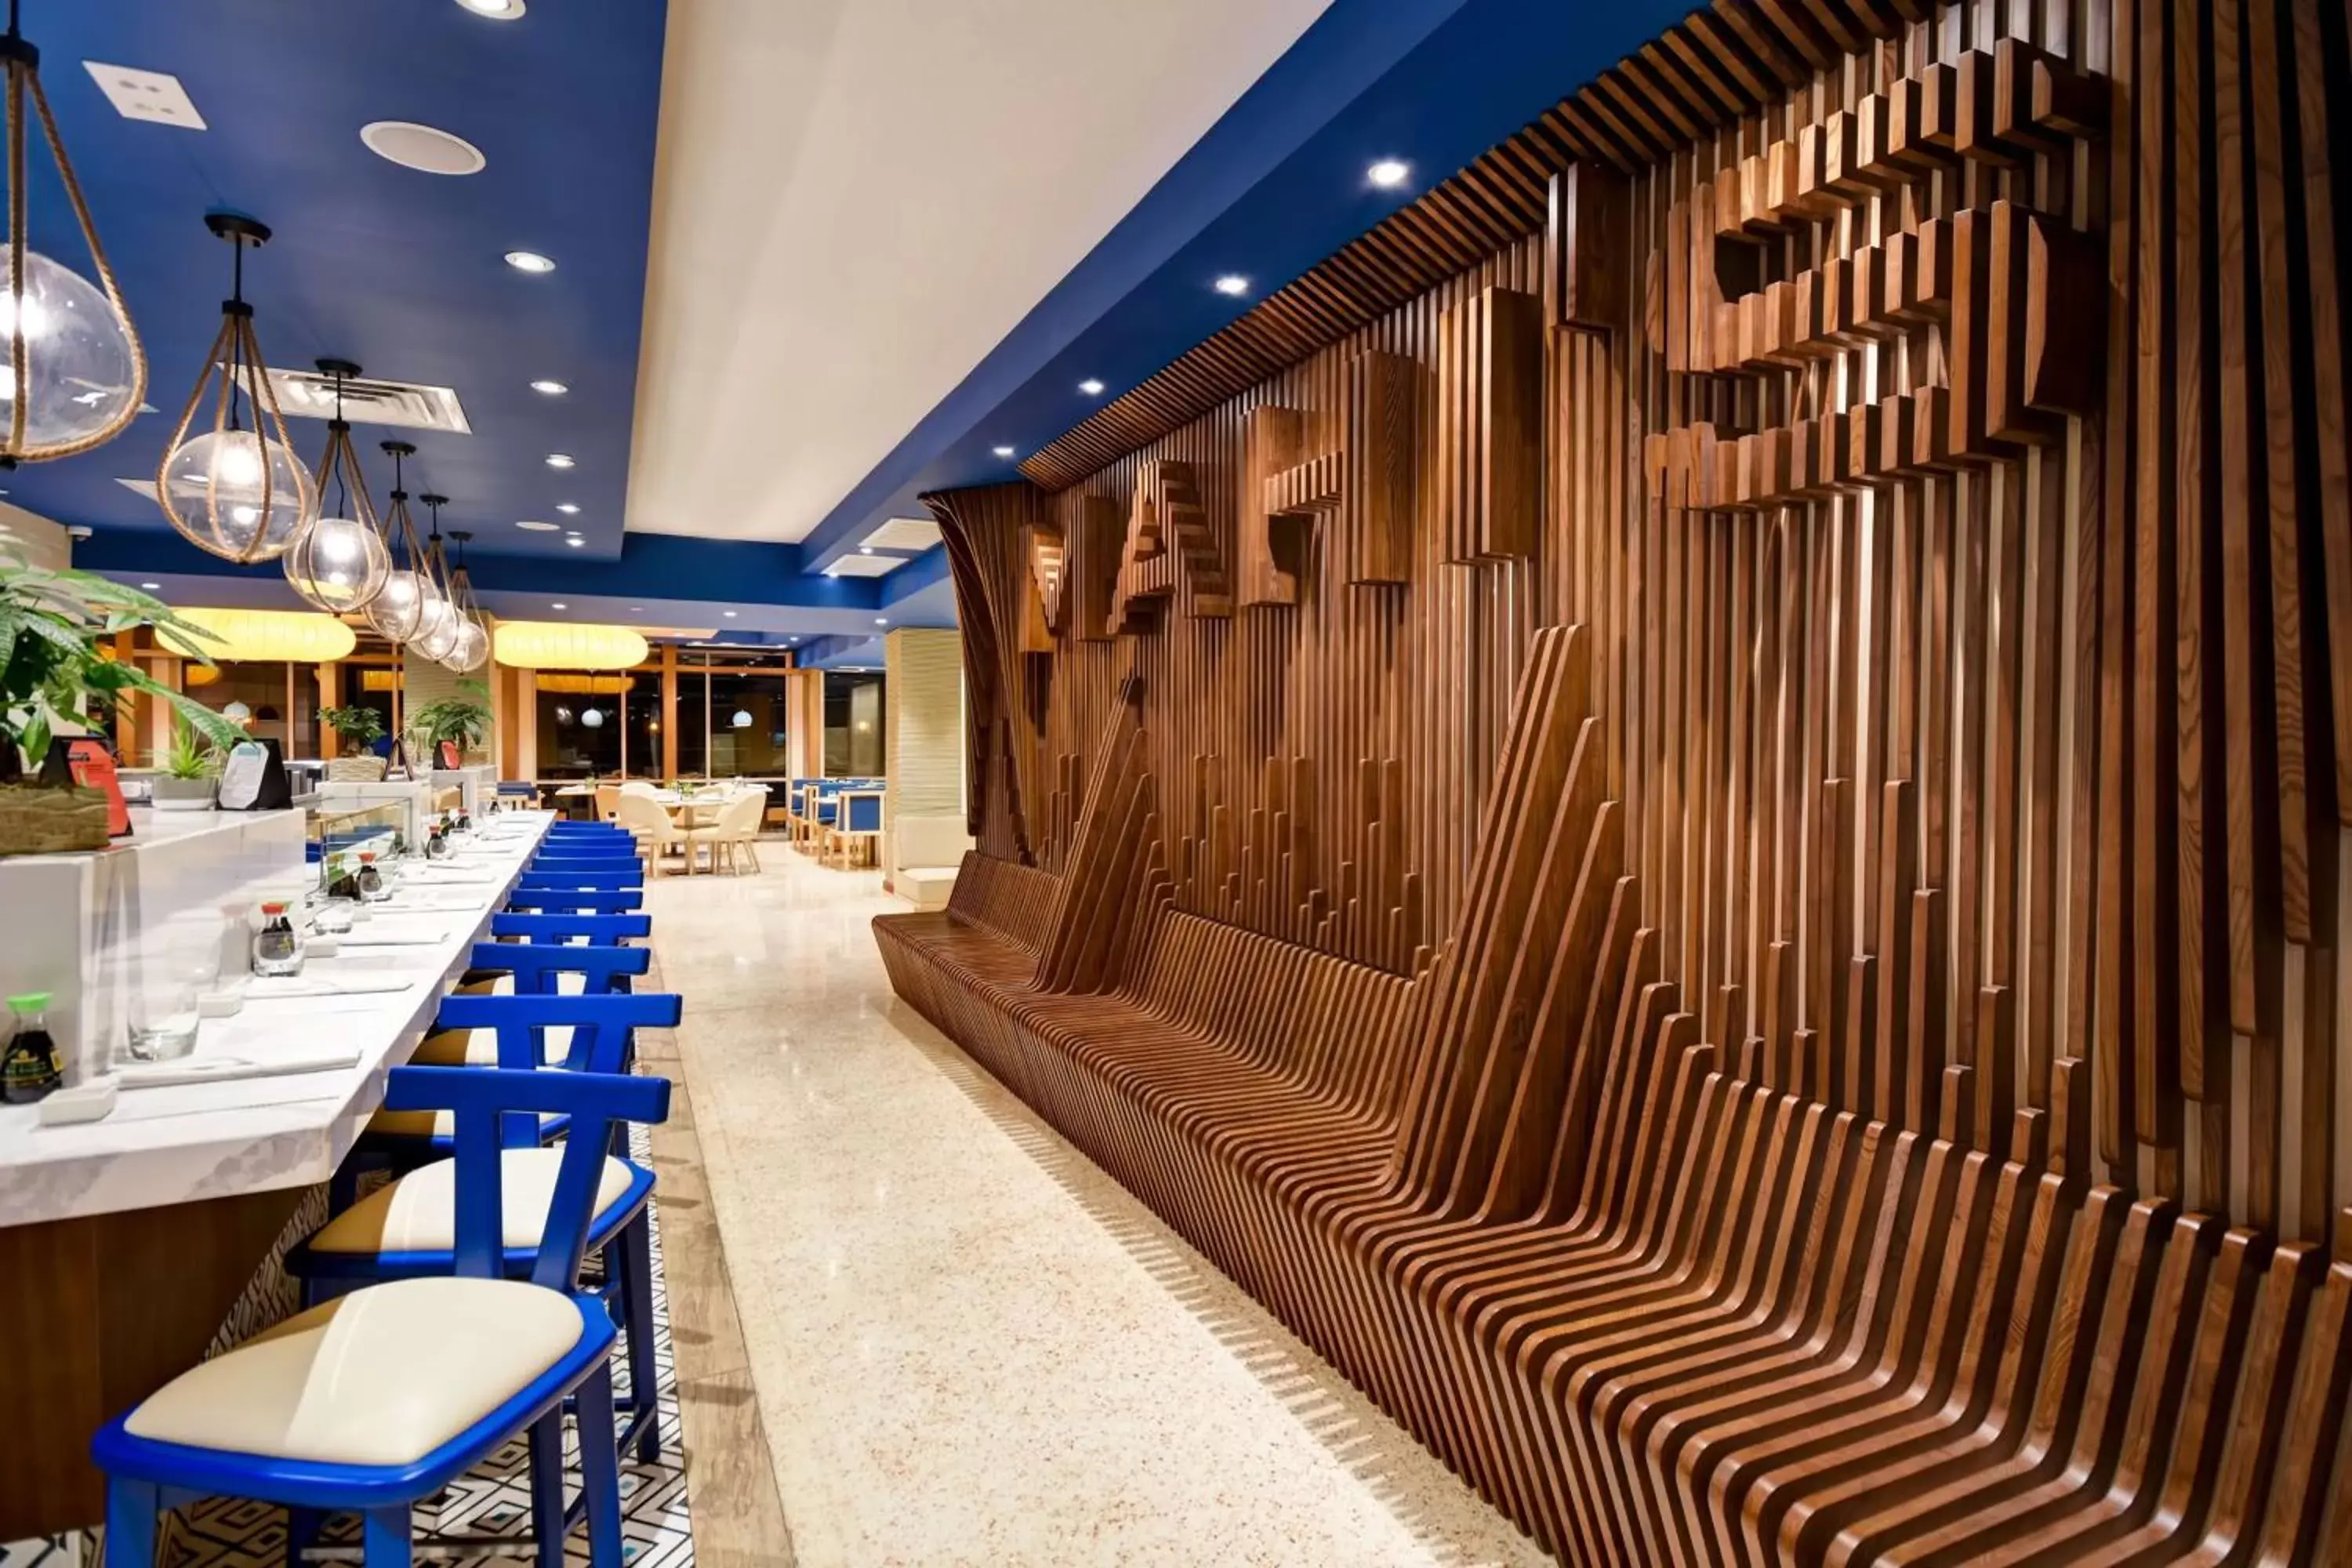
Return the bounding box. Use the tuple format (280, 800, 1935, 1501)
(644, 845, 1548, 1568)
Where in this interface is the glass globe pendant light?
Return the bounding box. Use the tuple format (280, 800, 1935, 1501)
(0, 0, 146, 464)
(362, 440, 440, 644)
(281, 358, 390, 612)
(408, 493, 463, 664)
(439, 523, 490, 673)
(154, 213, 314, 560)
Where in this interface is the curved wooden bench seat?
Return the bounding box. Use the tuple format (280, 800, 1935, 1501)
(876, 621, 2352, 1562)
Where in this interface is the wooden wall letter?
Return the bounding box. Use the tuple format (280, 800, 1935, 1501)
(1441, 286, 1543, 562)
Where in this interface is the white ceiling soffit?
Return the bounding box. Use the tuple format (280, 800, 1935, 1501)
(823, 554, 906, 577)
(625, 0, 1335, 545)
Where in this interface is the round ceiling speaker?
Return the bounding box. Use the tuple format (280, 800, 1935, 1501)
(361, 122, 488, 177)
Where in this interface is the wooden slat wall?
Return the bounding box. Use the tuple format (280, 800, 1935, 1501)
(898, 0, 2352, 1559)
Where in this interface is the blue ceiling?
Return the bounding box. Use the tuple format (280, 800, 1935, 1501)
(13, 0, 1697, 641)
(1, 0, 662, 563)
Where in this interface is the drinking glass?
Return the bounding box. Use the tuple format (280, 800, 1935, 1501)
(125, 981, 201, 1062)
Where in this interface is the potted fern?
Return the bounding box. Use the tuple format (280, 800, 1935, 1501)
(0, 548, 240, 854)
(151, 715, 222, 810)
(321, 703, 388, 781)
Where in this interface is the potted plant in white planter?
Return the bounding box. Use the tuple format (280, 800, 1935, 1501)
(151, 716, 221, 810)
(321, 704, 388, 781)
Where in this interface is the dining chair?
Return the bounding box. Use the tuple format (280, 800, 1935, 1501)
(614, 791, 691, 873)
(93, 1062, 669, 1568)
(826, 789, 884, 869)
(686, 789, 764, 875)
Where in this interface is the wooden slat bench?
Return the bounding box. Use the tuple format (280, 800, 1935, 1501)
(874, 626, 2352, 1563)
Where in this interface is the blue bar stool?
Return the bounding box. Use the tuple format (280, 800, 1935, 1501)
(505, 886, 643, 914)
(93, 1063, 669, 1568)
(492, 913, 651, 946)
(296, 993, 677, 1468)
(516, 869, 643, 894)
(464, 941, 647, 996)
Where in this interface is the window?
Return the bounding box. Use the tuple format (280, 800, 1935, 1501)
(673, 653, 791, 779)
(823, 670, 884, 775)
(184, 660, 318, 757)
(535, 673, 626, 779)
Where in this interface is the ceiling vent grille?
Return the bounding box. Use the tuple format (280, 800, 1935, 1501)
(861, 516, 941, 550)
(255, 366, 472, 434)
(823, 554, 906, 578)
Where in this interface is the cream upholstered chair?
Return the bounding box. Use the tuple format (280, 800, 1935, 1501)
(687, 789, 764, 875)
(614, 790, 690, 873)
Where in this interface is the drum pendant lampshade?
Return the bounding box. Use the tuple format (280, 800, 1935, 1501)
(0, 5, 146, 463)
(175, 607, 357, 663)
(493, 621, 650, 672)
(154, 214, 314, 561)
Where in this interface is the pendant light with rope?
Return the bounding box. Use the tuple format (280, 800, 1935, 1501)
(281, 358, 391, 612)
(362, 440, 439, 644)
(0, 0, 146, 465)
(153, 213, 314, 561)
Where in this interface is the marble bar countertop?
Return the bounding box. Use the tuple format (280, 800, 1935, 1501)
(0, 811, 554, 1229)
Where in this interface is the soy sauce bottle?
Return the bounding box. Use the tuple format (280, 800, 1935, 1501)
(2, 993, 63, 1104)
(356, 851, 388, 902)
(252, 902, 305, 978)
(426, 825, 450, 860)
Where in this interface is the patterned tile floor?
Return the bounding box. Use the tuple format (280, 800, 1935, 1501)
(2, 1123, 695, 1568)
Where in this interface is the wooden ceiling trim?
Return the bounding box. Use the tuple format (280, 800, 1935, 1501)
(1017, 0, 1906, 493)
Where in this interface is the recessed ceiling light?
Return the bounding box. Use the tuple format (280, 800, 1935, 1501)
(458, 0, 526, 15)
(630, 607, 643, 613)
(530, 379, 568, 396)
(556, 503, 579, 514)
(505, 250, 556, 274)
(992, 445, 1015, 458)
(550, 602, 567, 610)
(722, 610, 737, 618)
(1367, 158, 1410, 188)
(564, 537, 586, 548)
(1213, 274, 1250, 296)
(516, 519, 559, 532)
(140, 581, 161, 590)
(876, 617, 887, 626)
(361, 121, 485, 176)
(1078, 379, 1105, 396)
(859, 546, 874, 555)
(545, 453, 575, 469)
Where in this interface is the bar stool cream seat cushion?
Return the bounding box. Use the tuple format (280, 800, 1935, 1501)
(307, 1147, 638, 1254)
(122, 1277, 585, 1466)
